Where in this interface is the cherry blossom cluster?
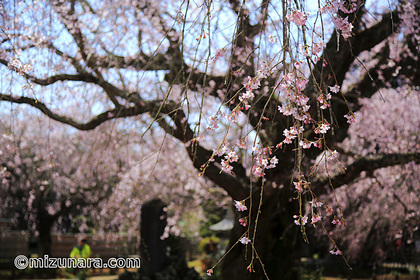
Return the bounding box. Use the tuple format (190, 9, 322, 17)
(311, 214, 322, 224)
(310, 200, 323, 208)
(309, 199, 324, 225)
(298, 40, 324, 61)
(283, 125, 303, 144)
(319, 0, 357, 39)
(209, 63, 277, 176)
(275, 72, 339, 150)
(238, 61, 272, 110)
(286, 10, 308, 26)
(299, 139, 316, 149)
(331, 17, 354, 39)
(314, 121, 331, 134)
(234, 200, 247, 212)
(277, 73, 311, 122)
(328, 150, 338, 160)
(207, 115, 220, 132)
(293, 180, 308, 193)
(251, 145, 278, 177)
(399, 2, 420, 46)
(239, 90, 254, 110)
(235, 202, 248, 227)
(293, 211, 322, 227)
(293, 215, 308, 225)
(243, 75, 261, 92)
(317, 93, 332, 109)
(280, 122, 327, 151)
(8, 58, 33, 75)
(329, 84, 340, 93)
(344, 112, 357, 123)
(293, 181, 323, 226)
(292, 191, 349, 229)
(0, 166, 9, 184)
(332, 217, 347, 226)
(329, 247, 342, 255)
(256, 60, 273, 79)
(214, 142, 240, 174)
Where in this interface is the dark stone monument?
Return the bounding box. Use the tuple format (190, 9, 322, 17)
(118, 198, 200, 280)
(139, 199, 167, 277)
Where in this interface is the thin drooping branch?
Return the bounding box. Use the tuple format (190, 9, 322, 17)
(303, 10, 400, 150)
(254, 0, 271, 32)
(312, 152, 420, 195)
(52, 1, 90, 63)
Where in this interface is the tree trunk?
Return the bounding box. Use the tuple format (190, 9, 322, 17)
(221, 186, 301, 280)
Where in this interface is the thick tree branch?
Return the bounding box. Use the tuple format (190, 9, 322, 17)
(30, 72, 98, 86)
(252, 0, 271, 34)
(155, 106, 250, 200)
(0, 58, 99, 85)
(52, 1, 90, 63)
(187, 143, 249, 200)
(308, 10, 396, 97)
(312, 152, 420, 194)
(1, 90, 250, 199)
(0, 93, 153, 130)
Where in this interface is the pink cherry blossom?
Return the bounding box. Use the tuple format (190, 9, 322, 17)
(293, 181, 304, 192)
(2, 0, 418, 276)
(309, 200, 323, 208)
(252, 165, 264, 177)
(221, 160, 234, 173)
(311, 214, 321, 224)
(329, 84, 340, 93)
(332, 218, 342, 226)
(329, 248, 342, 255)
(315, 122, 330, 134)
(312, 41, 324, 54)
(332, 16, 354, 39)
(234, 200, 247, 212)
(240, 236, 251, 245)
(286, 10, 308, 26)
(293, 215, 308, 225)
(226, 151, 239, 163)
(344, 112, 357, 123)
